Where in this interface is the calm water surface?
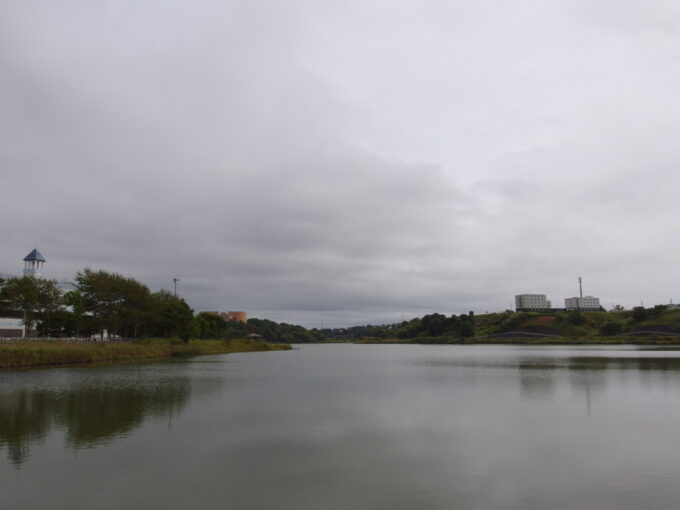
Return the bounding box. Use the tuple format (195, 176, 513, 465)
(3, 344, 680, 509)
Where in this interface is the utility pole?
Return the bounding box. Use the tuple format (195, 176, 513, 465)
(173, 278, 179, 297)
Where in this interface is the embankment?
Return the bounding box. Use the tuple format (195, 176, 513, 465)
(0, 338, 291, 369)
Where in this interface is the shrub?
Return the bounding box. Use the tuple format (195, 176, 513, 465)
(599, 322, 623, 336)
(632, 307, 647, 322)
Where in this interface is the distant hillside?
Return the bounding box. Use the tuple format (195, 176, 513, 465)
(322, 306, 680, 342)
(475, 306, 680, 339)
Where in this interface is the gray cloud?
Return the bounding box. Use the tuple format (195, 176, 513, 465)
(2, 1, 680, 326)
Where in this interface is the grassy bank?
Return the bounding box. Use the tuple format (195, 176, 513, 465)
(0, 338, 291, 369)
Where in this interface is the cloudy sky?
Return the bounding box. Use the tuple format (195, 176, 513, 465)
(2, 1, 679, 327)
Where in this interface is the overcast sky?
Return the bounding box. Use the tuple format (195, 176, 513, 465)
(2, 1, 679, 327)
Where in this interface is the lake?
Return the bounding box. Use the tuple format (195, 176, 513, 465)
(2, 344, 680, 509)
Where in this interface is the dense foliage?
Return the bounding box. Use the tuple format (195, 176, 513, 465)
(321, 312, 476, 341)
(472, 306, 680, 338)
(0, 270, 319, 343)
(323, 307, 680, 342)
(193, 314, 324, 343)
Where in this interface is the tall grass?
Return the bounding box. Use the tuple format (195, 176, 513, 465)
(0, 338, 291, 369)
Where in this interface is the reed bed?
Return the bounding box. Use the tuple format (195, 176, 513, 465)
(0, 338, 291, 369)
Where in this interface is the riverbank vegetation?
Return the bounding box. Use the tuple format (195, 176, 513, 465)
(322, 307, 680, 344)
(0, 337, 291, 369)
(0, 270, 322, 342)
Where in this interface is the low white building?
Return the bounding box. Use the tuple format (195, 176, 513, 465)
(565, 296, 601, 311)
(515, 294, 552, 311)
(0, 318, 23, 338)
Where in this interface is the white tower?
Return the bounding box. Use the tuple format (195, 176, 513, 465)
(23, 248, 46, 278)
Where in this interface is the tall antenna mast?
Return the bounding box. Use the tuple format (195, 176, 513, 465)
(578, 276, 583, 299)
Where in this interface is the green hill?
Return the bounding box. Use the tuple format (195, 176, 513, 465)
(326, 306, 680, 344)
(474, 306, 680, 339)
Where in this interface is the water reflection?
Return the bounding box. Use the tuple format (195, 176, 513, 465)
(4, 345, 680, 509)
(423, 352, 680, 408)
(0, 370, 196, 466)
(423, 353, 680, 372)
(518, 369, 557, 401)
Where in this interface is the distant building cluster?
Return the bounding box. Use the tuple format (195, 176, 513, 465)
(515, 278, 602, 312)
(515, 293, 601, 312)
(203, 310, 248, 323)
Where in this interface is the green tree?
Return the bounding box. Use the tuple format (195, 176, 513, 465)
(64, 290, 86, 336)
(421, 313, 447, 336)
(36, 279, 63, 337)
(458, 313, 475, 338)
(76, 268, 153, 339)
(197, 313, 228, 338)
(0, 277, 63, 337)
(565, 311, 585, 326)
(149, 290, 194, 341)
(632, 306, 647, 322)
(652, 304, 667, 318)
(599, 321, 623, 336)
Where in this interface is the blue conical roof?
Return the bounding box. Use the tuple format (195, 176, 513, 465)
(23, 249, 46, 262)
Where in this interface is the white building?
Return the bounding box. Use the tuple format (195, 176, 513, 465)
(565, 296, 601, 311)
(515, 294, 552, 311)
(0, 318, 23, 338)
(23, 249, 46, 278)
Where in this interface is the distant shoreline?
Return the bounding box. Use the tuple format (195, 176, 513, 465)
(353, 336, 680, 346)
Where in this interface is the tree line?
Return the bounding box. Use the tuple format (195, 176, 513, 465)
(321, 312, 476, 341)
(0, 269, 321, 342)
(194, 314, 324, 343)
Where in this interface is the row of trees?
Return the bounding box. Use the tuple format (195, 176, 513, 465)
(0, 269, 320, 342)
(322, 312, 476, 341)
(0, 270, 195, 339)
(193, 314, 324, 343)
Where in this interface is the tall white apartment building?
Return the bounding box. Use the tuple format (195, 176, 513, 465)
(515, 294, 552, 311)
(564, 296, 600, 311)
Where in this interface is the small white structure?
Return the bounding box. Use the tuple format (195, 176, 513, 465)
(23, 249, 46, 278)
(515, 294, 552, 311)
(565, 296, 601, 311)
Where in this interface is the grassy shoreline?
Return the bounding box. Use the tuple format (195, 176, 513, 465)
(0, 338, 292, 369)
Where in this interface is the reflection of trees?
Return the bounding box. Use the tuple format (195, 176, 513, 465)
(0, 390, 56, 466)
(567, 367, 607, 418)
(59, 380, 191, 447)
(516, 355, 680, 410)
(0, 377, 191, 467)
(567, 356, 680, 372)
(518, 367, 556, 400)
